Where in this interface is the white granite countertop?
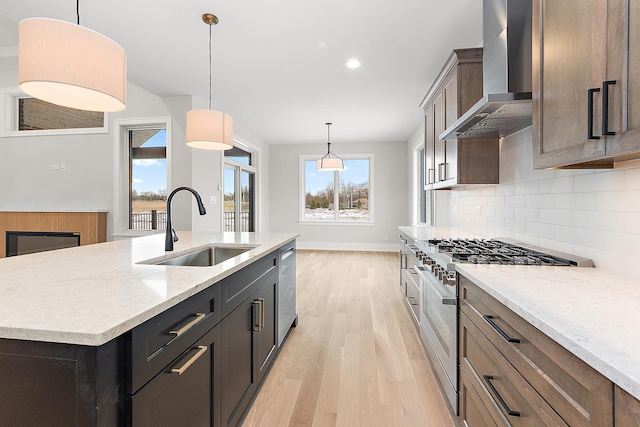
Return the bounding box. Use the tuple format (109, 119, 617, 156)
(399, 224, 640, 401)
(0, 232, 298, 346)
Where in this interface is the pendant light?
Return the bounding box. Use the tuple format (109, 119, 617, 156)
(317, 123, 344, 171)
(186, 13, 233, 150)
(18, 0, 126, 112)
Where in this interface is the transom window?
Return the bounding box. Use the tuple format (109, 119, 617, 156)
(299, 154, 373, 223)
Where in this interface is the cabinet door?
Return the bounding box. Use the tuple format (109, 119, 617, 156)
(443, 70, 458, 181)
(220, 296, 258, 427)
(433, 91, 446, 181)
(130, 325, 219, 427)
(459, 370, 498, 427)
(606, 0, 640, 157)
(615, 385, 640, 427)
(424, 104, 435, 186)
(532, 0, 610, 168)
(256, 277, 278, 383)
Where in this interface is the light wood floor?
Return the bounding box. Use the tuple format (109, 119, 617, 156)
(241, 250, 457, 427)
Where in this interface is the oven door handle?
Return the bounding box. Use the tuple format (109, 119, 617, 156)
(420, 272, 456, 306)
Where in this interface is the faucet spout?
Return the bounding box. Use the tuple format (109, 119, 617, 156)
(165, 187, 207, 251)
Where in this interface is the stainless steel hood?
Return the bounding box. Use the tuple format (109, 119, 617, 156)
(440, 0, 532, 140)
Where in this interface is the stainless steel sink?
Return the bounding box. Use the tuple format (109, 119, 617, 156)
(148, 246, 253, 267)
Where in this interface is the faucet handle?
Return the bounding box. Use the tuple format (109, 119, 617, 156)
(172, 228, 179, 243)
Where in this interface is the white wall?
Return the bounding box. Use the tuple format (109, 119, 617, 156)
(406, 121, 424, 225)
(446, 127, 640, 280)
(0, 57, 268, 238)
(269, 141, 407, 251)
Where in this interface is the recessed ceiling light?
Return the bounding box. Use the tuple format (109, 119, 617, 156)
(345, 58, 361, 69)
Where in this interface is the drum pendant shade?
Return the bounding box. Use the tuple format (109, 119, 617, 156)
(18, 17, 127, 112)
(186, 109, 234, 150)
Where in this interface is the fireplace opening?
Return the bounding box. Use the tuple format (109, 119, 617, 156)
(6, 231, 81, 257)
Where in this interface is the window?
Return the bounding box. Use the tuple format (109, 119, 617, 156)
(1, 89, 108, 137)
(224, 146, 256, 231)
(114, 117, 171, 236)
(129, 128, 167, 230)
(300, 154, 373, 223)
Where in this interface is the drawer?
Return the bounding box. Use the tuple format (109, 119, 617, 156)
(127, 284, 220, 394)
(459, 276, 613, 427)
(460, 369, 498, 427)
(615, 385, 640, 427)
(220, 251, 277, 318)
(460, 311, 568, 426)
(405, 271, 420, 322)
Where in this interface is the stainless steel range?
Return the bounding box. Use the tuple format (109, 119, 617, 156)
(414, 238, 592, 414)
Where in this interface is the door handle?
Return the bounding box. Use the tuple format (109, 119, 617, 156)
(588, 88, 600, 140)
(602, 80, 616, 136)
(258, 298, 265, 330)
(252, 301, 261, 331)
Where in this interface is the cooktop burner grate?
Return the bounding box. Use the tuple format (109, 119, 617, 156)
(427, 238, 576, 266)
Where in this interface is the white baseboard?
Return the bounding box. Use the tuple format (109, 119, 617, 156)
(296, 241, 400, 252)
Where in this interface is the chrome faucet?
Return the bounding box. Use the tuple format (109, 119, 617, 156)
(165, 186, 207, 251)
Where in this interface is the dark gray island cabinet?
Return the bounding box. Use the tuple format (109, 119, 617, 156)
(0, 245, 294, 427)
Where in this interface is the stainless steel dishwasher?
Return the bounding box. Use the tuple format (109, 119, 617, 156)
(278, 241, 297, 347)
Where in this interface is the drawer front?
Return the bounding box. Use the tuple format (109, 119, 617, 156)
(220, 251, 278, 318)
(615, 385, 640, 427)
(405, 270, 420, 322)
(459, 276, 613, 427)
(128, 284, 220, 394)
(460, 369, 498, 427)
(460, 311, 569, 426)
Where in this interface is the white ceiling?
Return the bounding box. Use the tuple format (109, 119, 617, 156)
(0, 0, 483, 145)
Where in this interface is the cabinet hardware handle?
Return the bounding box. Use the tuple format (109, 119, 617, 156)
(428, 168, 435, 184)
(258, 298, 265, 330)
(588, 88, 601, 140)
(483, 375, 521, 417)
(252, 301, 261, 331)
(400, 253, 407, 269)
(169, 312, 206, 337)
(170, 345, 207, 375)
(602, 80, 616, 136)
(483, 315, 520, 343)
(438, 163, 446, 181)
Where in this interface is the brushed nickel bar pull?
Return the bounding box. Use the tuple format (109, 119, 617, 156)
(170, 346, 207, 375)
(602, 80, 616, 136)
(169, 312, 206, 337)
(252, 301, 261, 331)
(588, 88, 600, 140)
(258, 298, 265, 330)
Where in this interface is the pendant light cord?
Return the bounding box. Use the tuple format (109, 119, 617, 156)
(76, 0, 80, 25)
(208, 21, 212, 110)
(326, 123, 332, 154)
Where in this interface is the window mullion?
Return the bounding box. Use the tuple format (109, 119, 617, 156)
(333, 170, 339, 220)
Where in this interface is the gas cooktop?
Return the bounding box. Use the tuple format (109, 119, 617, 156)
(427, 238, 593, 267)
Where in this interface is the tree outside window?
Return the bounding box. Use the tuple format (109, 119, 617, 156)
(301, 156, 372, 222)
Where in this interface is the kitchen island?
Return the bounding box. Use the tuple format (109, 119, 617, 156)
(0, 231, 298, 427)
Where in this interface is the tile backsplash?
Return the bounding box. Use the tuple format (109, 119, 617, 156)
(448, 128, 640, 280)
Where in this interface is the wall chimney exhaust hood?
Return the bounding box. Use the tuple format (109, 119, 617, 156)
(440, 0, 532, 140)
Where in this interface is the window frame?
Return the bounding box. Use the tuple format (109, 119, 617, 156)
(113, 117, 172, 237)
(298, 153, 374, 225)
(0, 88, 109, 137)
(223, 150, 257, 232)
